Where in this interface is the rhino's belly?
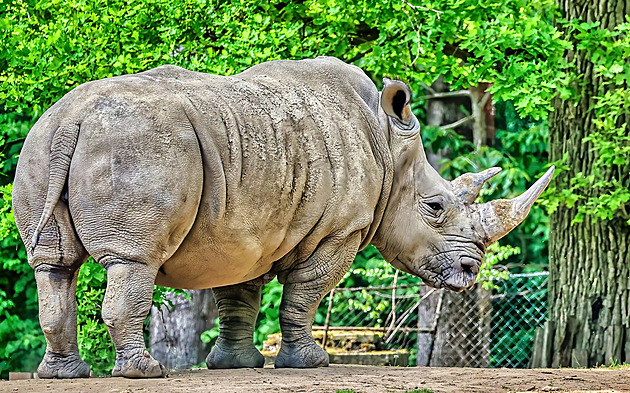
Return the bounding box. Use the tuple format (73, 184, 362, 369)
(153, 207, 302, 289)
(154, 231, 274, 289)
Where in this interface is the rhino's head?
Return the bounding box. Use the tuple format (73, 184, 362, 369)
(373, 79, 554, 292)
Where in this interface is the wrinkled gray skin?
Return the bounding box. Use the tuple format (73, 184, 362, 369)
(12, 57, 553, 378)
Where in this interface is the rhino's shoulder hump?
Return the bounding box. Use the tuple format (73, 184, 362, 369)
(239, 57, 379, 112)
(312, 56, 380, 113)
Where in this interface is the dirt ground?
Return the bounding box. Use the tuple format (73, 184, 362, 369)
(2, 365, 630, 393)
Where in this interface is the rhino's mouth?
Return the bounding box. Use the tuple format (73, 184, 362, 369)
(390, 245, 483, 292)
(442, 269, 477, 292)
(420, 244, 483, 292)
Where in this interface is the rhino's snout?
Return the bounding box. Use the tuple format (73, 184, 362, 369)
(439, 253, 482, 292)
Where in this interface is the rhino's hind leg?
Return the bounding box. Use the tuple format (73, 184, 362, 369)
(101, 260, 165, 378)
(275, 233, 360, 368)
(25, 200, 91, 378)
(35, 266, 91, 378)
(206, 282, 265, 369)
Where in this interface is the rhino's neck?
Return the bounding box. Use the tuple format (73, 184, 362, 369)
(370, 122, 423, 261)
(371, 165, 414, 262)
(355, 111, 396, 251)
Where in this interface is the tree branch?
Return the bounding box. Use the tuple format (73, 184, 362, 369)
(401, 0, 444, 18)
(421, 83, 437, 95)
(440, 115, 474, 130)
(421, 90, 471, 100)
(478, 91, 491, 108)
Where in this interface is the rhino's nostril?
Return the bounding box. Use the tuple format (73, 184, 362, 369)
(461, 258, 479, 276)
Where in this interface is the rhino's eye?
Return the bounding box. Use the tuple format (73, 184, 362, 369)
(421, 197, 447, 223)
(427, 202, 443, 212)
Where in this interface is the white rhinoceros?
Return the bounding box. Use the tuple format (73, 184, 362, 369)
(12, 56, 553, 378)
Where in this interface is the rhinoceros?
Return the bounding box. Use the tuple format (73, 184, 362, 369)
(12, 56, 553, 378)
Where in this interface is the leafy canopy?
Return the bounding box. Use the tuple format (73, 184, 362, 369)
(1, 0, 569, 119)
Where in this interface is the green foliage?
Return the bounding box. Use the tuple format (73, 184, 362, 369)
(417, 0, 571, 119)
(0, 185, 44, 378)
(153, 286, 191, 313)
(574, 21, 630, 225)
(1, 0, 571, 119)
(75, 261, 113, 376)
(200, 317, 220, 346)
(544, 20, 630, 226)
(598, 360, 630, 370)
(0, 113, 30, 186)
(479, 243, 517, 290)
(0, 184, 15, 239)
(255, 278, 283, 347)
(490, 272, 548, 368)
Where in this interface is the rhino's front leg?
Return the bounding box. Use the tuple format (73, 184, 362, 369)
(35, 266, 91, 378)
(102, 260, 165, 378)
(275, 233, 360, 368)
(206, 282, 265, 368)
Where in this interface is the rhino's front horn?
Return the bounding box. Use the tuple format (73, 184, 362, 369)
(451, 167, 502, 205)
(477, 166, 555, 244)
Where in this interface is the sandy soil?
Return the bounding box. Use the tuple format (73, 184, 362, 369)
(2, 365, 630, 393)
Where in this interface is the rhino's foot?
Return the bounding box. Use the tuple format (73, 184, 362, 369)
(37, 351, 91, 379)
(274, 340, 329, 368)
(111, 349, 166, 378)
(206, 338, 265, 369)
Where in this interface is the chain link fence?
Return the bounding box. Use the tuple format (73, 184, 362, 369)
(313, 272, 549, 368)
(491, 272, 549, 367)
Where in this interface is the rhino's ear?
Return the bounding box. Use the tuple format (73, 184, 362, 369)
(381, 78, 412, 122)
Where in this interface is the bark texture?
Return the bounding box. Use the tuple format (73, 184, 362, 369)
(415, 287, 441, 366)
(149, 290, 217, 370)
(428, 285, 491, 367)
(547, 0, 630, 367)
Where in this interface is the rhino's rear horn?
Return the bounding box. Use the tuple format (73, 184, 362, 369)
(477, 166, 555, 244)
(451, 167, 502, 205)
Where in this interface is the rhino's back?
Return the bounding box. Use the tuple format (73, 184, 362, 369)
(155, 58, 392, 289)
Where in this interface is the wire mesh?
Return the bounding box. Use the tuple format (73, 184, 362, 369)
(490, 272, 549, 368)
(314, 272, 549, 368)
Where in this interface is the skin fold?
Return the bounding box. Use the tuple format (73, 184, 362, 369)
(12, 57, 553, 378)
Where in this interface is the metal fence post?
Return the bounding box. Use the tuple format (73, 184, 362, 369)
(321, 289, 334, 349)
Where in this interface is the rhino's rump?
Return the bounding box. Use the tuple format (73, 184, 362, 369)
(154, 59, 390, 289)
(61, 80, 205, 267)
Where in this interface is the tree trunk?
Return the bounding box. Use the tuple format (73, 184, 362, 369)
(546, 1, 630, 367)
(149, 289, 218, 370)
(428, 285, 491, 367)
(425, 76, 473, 169)
(416, 286, 441, 366)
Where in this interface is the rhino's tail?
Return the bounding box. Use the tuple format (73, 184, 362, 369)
(31, 123, 80, 250)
